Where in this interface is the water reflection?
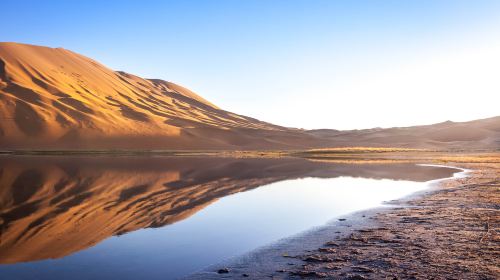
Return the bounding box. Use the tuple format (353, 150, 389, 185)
(0, 156, 457, 279)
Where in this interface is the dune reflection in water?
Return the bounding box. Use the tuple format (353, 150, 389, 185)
(0, 156, 458, 280)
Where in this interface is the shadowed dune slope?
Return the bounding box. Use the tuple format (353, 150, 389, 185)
(0, 42, 498, 150)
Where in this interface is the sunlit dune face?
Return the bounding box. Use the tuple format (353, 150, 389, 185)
(0, 43, 282, 149)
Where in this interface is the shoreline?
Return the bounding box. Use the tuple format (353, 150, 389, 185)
(185, 161, 499, 279)
(1, 150, 499, 166)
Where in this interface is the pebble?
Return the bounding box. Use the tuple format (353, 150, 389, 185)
(217, 268, 230, 274)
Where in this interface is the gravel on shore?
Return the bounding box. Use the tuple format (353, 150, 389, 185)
(287, 162, 499, 279)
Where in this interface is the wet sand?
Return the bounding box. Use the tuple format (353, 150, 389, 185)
(188, 158, 499, 279)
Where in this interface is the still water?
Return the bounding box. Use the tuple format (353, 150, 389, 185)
(0, 156, 459, 279)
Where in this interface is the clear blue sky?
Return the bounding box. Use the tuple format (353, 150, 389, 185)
(2, 0, 500, 129)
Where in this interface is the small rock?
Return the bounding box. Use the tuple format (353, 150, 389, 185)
(348, 234, 368, 243)
(290, 271, 327, 278)
(325, 241, 339, 247)
(325, 264, 342, 270)
(217, 268, 230, 274)
(351, 266, 374, 273)
(347, 274, 368, 280)
(303, 255, 333, 263)
(338, 218, 347, 221)
(319, 247, 337, 253)
(282, 253, 295, 258)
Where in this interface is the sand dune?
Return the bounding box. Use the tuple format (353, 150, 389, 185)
(0, 42, 291, 149)
(0, 42, 498, 150)
(307, 117, 500, 149)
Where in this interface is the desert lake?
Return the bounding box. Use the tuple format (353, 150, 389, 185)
(0, 156, 460, 279)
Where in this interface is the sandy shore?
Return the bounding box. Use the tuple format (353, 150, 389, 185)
(187, 160, 499, 279)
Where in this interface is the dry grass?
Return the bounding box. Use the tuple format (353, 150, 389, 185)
(434, 155, 500, 163)
(3, 149, 499, 163)
(307, 158, 417, 164)
(306, 147, 426, 153)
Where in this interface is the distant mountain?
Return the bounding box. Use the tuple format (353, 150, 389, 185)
(0, 42, 498, 150)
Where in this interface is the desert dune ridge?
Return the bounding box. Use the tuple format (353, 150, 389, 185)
(0, 42, 498, 150)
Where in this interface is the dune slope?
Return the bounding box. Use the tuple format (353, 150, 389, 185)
(0, 42, 498, 150)
(0, 42, 311, 149)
